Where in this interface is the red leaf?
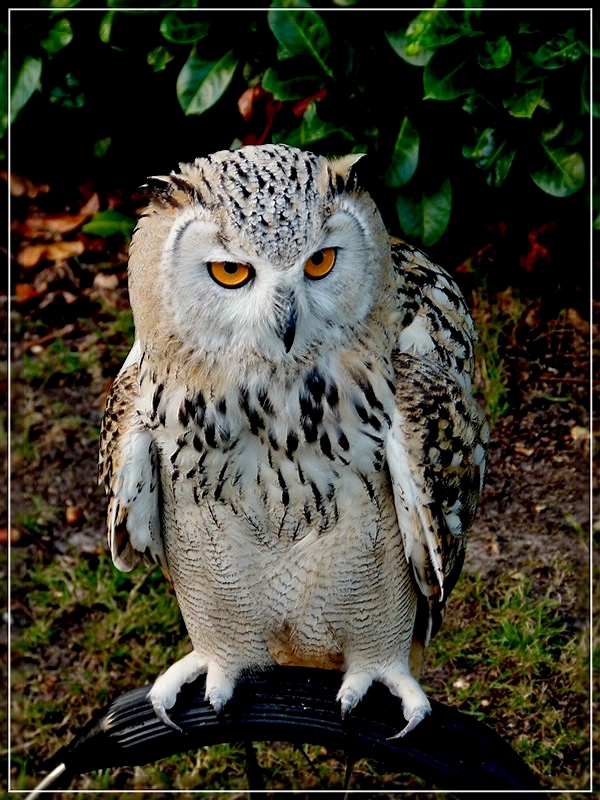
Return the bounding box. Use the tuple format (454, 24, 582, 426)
(292, 88, 327, 118)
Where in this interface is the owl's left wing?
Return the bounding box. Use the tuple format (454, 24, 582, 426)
(386, 240, 488, 642)
(99, 340, 167, 576)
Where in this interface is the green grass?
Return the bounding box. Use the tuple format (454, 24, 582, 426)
(9, 545, 589, 792)
(425, 564, 590, 786)
(470, 287, 526, 427)
(22, 338, 98, 388)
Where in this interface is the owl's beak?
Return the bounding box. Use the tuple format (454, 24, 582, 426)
(277, 293, 297, 353)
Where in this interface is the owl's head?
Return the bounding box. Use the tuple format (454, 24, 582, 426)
(128, 144, 395, 369)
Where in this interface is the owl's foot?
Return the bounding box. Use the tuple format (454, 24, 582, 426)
(381, 665, 431, 738)
(149, 651, 207, 731)
(337, 664, 431, 738)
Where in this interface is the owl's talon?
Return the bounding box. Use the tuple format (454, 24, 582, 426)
(387, 705, 430, 739)
(205, 668, 235, 717)
(337, 671, 375, 720)
(152, 699, 183, 733)
(338, 690, 360, 719)
(148, 651, 207, 731)
(381, 667, 431, 739)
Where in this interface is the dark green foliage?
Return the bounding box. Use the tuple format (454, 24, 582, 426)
(6, 5, 593, 245)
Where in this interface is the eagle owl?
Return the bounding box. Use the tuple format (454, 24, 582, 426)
(99, 144, 488, 737)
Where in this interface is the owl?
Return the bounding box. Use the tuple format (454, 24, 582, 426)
(99, 144, 488, 738)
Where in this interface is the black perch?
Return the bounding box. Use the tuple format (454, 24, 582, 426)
(28, 666, 543, 796)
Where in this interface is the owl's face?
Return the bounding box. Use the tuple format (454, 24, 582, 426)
(128, 145, 394, 367)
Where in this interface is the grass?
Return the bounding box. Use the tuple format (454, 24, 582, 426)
(425, 564, 590, 786)
(470, 285, 527, 427)
(9, 542, 590, 792)
(22, 338, 98, 388)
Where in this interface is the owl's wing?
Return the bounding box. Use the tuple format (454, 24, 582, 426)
(386, 239, 488, 642)
(99, 340, 167, 576)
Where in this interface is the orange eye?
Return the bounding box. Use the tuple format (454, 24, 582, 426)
(208, 261, 253, 288)
(304, 248, 336, 280)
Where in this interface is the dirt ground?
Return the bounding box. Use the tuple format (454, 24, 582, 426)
(4, 171, 595, 793)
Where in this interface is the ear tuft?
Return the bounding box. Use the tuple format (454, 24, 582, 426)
(140, 174, 198, 209)
(330, 153, 368, 194)
(140, 176, 175, 201)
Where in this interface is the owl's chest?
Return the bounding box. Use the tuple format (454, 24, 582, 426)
(142, 360, 396, 542)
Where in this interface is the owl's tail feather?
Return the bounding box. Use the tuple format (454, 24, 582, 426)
(24, 666, 543, 797)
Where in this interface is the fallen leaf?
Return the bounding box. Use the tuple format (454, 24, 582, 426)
(514, 444, 534, 456)
(5, 172, 50, 198)
(17, 240, 85, 267)
(17, 244, 48, 268)
(93, 273, 120, 290)
(570, 425, 589, 443)
(14, 283, 39, 303)
(65, 506, 84, 525)
(565, 308, 590, 336)
(0, 527, 22, 544)
(49, 214, 90, 233)
(47, 240, 85, 261)
(80, 192, 101, 216)
(453, 677, 470, 690)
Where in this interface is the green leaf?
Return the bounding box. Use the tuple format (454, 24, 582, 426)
(82, 210, 136, 238)
(530, 142, 585, 197)
(50, 84, 84, 109)
(462, 127, 496, 167)
(99, 11, 115, 44)
(41, 17, 73, 54)
(478, 35, 511, 70)
(148, 45, 173, 72)
(462, 91, 500, 117)
(404, 9, 470, 57)
(160, 12, 210, 44)
(424, 45, 473, 100)
(504, 80, 544, 118)
(385, 117, 419, 188)
(10, 57, 42, 124)
(177, 49, 238, 116)
(268, 6, 333, 79)
(463, 128, 516, 187)
(531, 29, 584, 70)
(487, 147, 516, 188)
(262, 67, 323, 101)
(93, 137, 111, 158)
(396, 178, 452, 247)
(272, 101, 352, 147)
(385, 30, 434, 67)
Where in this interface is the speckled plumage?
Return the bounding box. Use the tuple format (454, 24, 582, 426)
(99, 144, 488, 736)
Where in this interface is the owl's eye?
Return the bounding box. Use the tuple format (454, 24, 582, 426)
(208, 261, 254, 288)
(304, 248, 336, 280)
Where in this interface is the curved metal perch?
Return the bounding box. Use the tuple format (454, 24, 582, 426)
(26, 666, 542, 796)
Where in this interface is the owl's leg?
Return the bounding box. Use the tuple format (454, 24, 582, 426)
(148, 651, 207, 731)
(149, 651, 238, 731)
(336, 670, 375, 719)
(337, 664, 430, 738)
(380, 664, 431, 738)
